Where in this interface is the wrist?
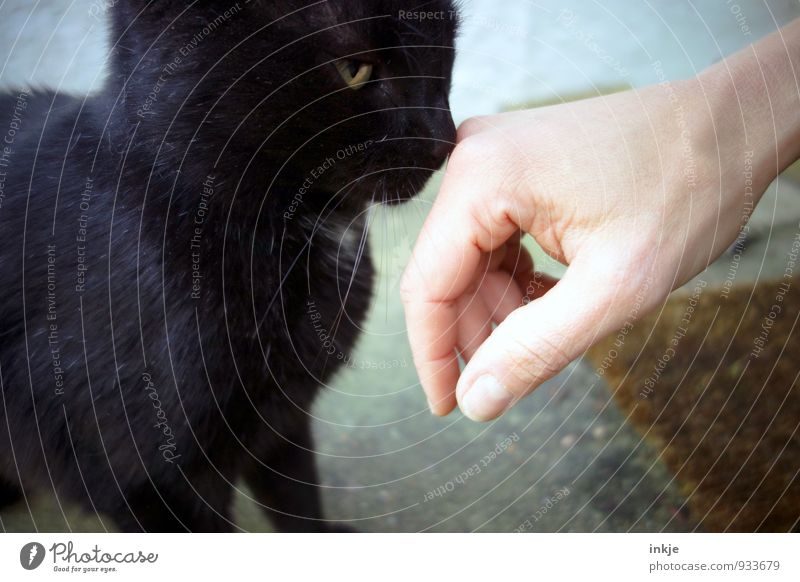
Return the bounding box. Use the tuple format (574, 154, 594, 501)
(700, 19, 800, 189)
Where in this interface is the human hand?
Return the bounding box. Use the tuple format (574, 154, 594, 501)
(401, 23, 800, 421)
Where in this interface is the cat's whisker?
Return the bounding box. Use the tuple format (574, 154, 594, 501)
(302, 178, 372, 372)
(326, 190, 375, 350)
(382, 179, 395, 319)
(302, 177, 362, 295)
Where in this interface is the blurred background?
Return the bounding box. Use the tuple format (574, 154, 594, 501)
(1, 0, 799, 532)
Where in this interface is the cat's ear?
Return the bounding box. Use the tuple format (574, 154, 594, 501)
(111, 1, 180, 37)
(111, 1, 252, 40)
(107, 1, 189, 88)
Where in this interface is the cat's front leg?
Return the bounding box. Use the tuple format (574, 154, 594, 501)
(0, 475, 22, 511)
(242, 417, 354, 532)
(101, 476, 235, 533)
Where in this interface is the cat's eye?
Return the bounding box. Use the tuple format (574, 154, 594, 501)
(335, 59, 373, 90)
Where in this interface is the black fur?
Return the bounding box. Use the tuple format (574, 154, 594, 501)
(0, 0, 457, 531)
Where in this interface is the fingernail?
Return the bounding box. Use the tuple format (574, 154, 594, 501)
(426, 398, 437, 415)
(460, 375, 513, 422)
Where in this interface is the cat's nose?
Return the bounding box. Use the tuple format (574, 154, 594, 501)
(427, 110, 456, 163)
(430, 136, 455, 163)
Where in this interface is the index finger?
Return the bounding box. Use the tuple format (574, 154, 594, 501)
(401, 147, 523, 415)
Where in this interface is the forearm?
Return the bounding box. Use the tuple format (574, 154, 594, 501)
(702, 18, 800, 193)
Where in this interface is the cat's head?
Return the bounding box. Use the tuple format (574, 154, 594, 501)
(112, 1, 459, 211)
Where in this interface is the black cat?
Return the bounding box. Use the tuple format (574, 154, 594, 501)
(0, 0, 457, 532)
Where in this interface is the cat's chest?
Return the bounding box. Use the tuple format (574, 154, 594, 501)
(304, 216, 367, 287)
(235, 214, 374, 347)
(279, 216, 374, 360)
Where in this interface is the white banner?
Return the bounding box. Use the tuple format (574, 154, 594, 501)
(0, 533, 797, 581)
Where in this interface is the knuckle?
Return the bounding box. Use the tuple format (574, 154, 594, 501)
(456, 116, 490, 141)
(450, 142, 530, 231)
(489, 193, 523, 226)
(504, 335, 572, 392)
(449, 134, 495, 172)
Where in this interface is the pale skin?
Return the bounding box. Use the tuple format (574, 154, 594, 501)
(401, 19, 800, 422)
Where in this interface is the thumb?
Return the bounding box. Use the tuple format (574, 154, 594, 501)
(455, 248, 657, 422)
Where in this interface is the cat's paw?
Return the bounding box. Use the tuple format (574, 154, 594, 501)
(0, 479, 23, 510)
